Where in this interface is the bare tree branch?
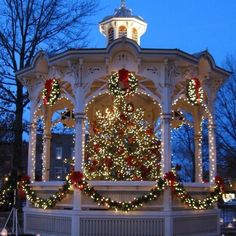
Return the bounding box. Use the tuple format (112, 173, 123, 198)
(0, 0, 99, 179)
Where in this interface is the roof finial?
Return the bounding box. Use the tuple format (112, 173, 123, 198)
(121, 0, 126, 7)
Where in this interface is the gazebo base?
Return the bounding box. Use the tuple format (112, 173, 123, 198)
(23, 207, 220, 236)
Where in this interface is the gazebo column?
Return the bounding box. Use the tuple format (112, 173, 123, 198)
(161, 113, 172, 174)
(72, 86, 85, 236)
(193, 107, 203, 182)
(204, 77, 217, 184)
(74, 110, 85, 172)
(42, 111, 52, 181)
(161, 61, 173, 236)
(208, 122, 217, 183)
(27, 100, 37, 181)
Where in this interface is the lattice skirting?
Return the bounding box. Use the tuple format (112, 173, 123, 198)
(24, 208, 220, 236)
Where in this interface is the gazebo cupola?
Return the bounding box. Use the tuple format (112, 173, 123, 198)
(99, 0, 147, 45)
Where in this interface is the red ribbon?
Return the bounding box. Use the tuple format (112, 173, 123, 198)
(215, 176, 225, 193)
(192, 78, 201, 104)
(164, 171, 176, 188)
(44, 79, 53, 105)
(19, 175, 31, 200)
(69, 171, 84, 185)
(20, 175, 31, 182)
(118, 69, 130, 90)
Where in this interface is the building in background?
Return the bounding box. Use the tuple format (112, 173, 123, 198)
(35, 133, 74, 181)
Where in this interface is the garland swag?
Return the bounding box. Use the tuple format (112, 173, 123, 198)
(20, 171, 224, 212)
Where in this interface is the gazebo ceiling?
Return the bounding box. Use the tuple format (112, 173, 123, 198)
(86, 93, 161, 125)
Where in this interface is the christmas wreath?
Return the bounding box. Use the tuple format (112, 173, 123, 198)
(42, 79, 60, 106)
(187, 78, 204, 105)
(108, 69, 138, 97)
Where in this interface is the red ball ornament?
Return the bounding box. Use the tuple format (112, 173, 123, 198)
(92, 121, 101, 134)
(120, 113, 127, 122)
(127, 136, 135, 144)
(146, 128, 153, 136)
(94, 144, 100, 152)
(92, 159, 98, 166)
(104, 158, 113, 168)
(126, 103, 134, 113)
(117, 146, 124, 154)
(125, 156, 134, 166)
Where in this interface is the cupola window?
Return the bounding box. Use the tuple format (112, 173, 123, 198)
(119, 26, 127, 38)
(132, 28, 138, 42)
(108, 27, 114, 43)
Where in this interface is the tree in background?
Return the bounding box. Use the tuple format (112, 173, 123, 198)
(84, 98, 161, 181)
(215, 55, 236, 178)
(171, 124, 195, 182)
(0, 0, 98, 182)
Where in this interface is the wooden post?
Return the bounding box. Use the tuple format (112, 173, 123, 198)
(72, 86, 85, 236)
(193, 106, 203, 182)
(27, 100, 37, 181)
(208, 122, 217, 183)
(42, 109, 52, 181)
(161, 60, 173, 236)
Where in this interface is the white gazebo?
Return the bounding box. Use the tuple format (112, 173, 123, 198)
(17, 1, 229, 235)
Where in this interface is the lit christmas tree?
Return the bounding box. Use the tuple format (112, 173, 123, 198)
(84, 97, 161, 181)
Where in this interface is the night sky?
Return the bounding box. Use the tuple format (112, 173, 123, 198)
(88, 0, 236, 66)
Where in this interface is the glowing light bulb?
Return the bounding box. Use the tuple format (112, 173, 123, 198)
(0, 228, 7, 236)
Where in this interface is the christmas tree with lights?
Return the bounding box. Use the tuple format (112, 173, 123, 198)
(84, 97, 161, 181)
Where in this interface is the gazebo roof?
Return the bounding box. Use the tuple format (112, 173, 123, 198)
(16, 38, 230, 78)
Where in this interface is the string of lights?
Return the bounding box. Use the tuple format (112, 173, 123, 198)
(0, 176, 13, 208)
(20, 171, 224, 212)
(42, 79, 60, 106)
(187, 78, 204, 105)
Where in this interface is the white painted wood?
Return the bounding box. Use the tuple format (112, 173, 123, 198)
(23, 207, 220, 236)
(27, 100, 37, 181)
(42, 108, 52, 181)
(208, 123, 217, 184)
(194, 106, 203, 182)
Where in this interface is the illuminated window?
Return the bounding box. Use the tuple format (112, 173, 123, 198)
(56, 147, 62, 160)
(55, 167, 63, 180)
(132, 28, 138, 42)
(108, 27, 114, 43)
(119, 26, 127, 38)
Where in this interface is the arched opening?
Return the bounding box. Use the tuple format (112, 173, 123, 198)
(119, 25, 127, 38)
(108, 27, 114, 43)
(85, 92, 162, 180)
(132, 28, 138, 42)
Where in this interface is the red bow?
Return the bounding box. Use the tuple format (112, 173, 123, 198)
(104, 158, 113, 168)
(70, 171, 83, 184)
(164, 171, 176, 188)
(20, 175, 31, 182)
(44, 79, 53, 105)
(118, 69, 130, 90)
(215, 176, 225, 193)
(192, 78, 201, 104)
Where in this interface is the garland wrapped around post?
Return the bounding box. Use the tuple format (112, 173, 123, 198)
(42, 79, 60, 106)
(20, 171, 224, 212)
(187, 78, 204, 105)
